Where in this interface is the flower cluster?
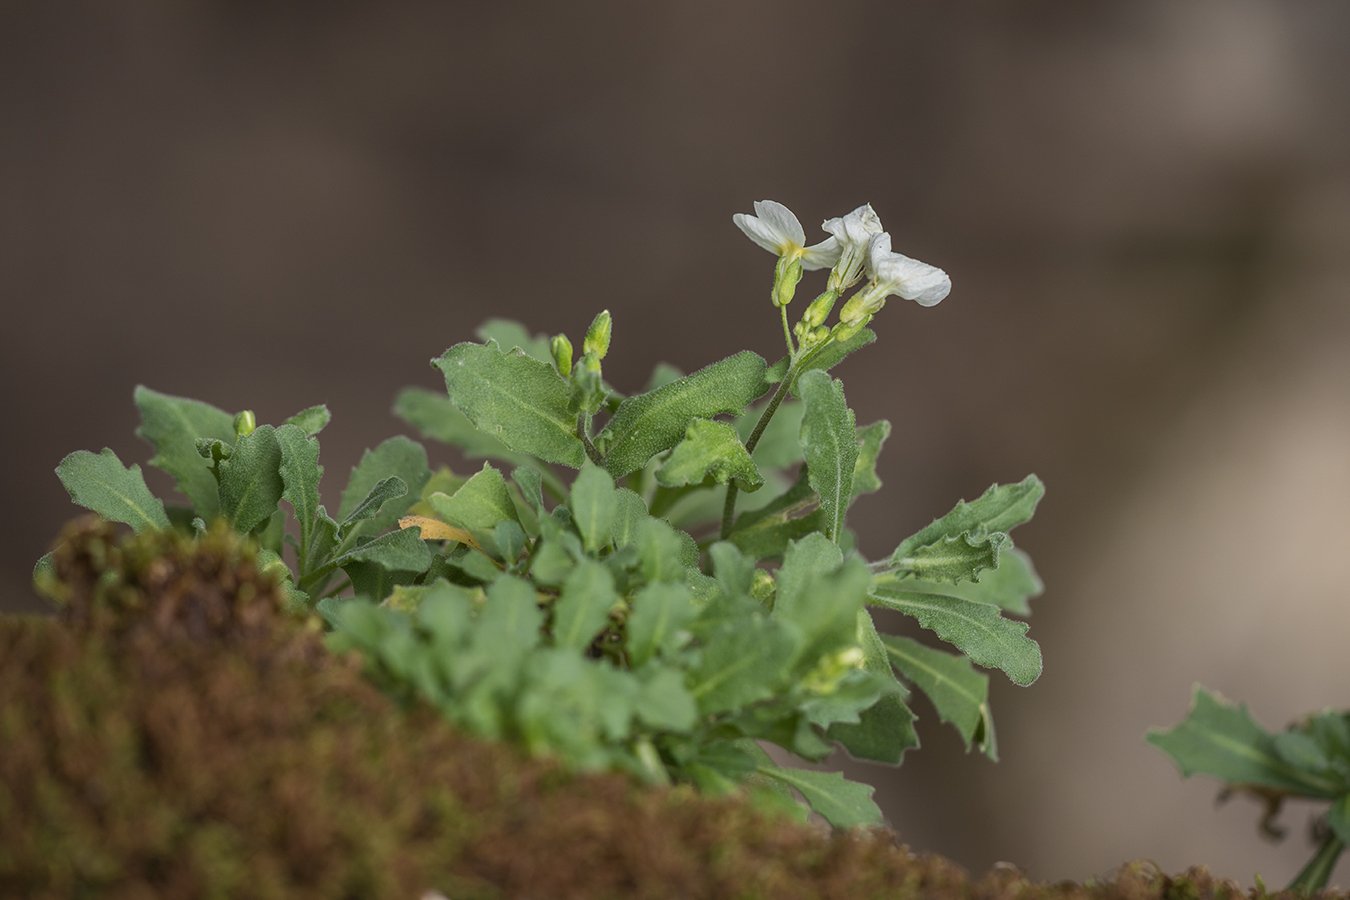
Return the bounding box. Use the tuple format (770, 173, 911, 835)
(733, 200, 950, 346)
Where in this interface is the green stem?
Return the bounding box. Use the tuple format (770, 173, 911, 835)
(719, 336, 836, 539)
(1288, 829, 1345, 895)
(578, 413, 603, 465)
(780, 304, 795, 356)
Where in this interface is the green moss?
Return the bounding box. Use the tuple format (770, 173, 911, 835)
(1, 518, 1344, 899)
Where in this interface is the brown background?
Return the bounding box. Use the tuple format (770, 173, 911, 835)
(4, 0, 1350, 887)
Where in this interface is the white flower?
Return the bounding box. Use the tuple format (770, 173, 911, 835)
(838, 232, 951, 324)
(821, 203, 884, 291)
(733, 200, 841, 270)
(863, 232, 950, 307)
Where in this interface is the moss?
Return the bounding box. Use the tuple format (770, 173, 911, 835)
(1, 518, 1345, 899)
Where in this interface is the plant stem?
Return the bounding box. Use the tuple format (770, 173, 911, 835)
(1288, 830, 1345, 895)
(780, 305, 795, 356)
(719, 338, 830, 539)
(577, 413, 603, 465)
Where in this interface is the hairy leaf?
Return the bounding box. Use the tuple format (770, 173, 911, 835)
(56, 448, 171, 532)
(338, 436, 431, 537)
(1147, 687, 1341, 797)
(852, 420, 890, 496)
(611, 488, 648, 549)
(429, 464, 519, 534)
(656, 419, 763, 491)
(553, 560, 618, 651)
(903, 547, 1041, 616)
(774, 534, 868, 666)
(276, 424, 322, 553)
(570, 464, 618, 554)
(797, 370, 857, 544)
(134, 386, 235, 522)
(892, 532, 1006, 585)
(475, 318, 554, 363)
(626, 582, 697, 667)
(884, 634, 995, 758)
(755, 765, 882, 829)
(764, 327, 877, 387)
(433, 341, 585, 467)
(218, 425, 284, 534)
(725, 466, 821, 561)
(868, 584, 1042, 686)
(598, 351, 768, 477)
(344, 476, 409, 527)
(336, 527, 434, 574)
(687, 617, 802, 716)
(889, 475, 1044, 566)
(283, 404, 331, 436)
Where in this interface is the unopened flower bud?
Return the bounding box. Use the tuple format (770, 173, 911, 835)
(832, 315, 871, 344)
(233, 410, 256, 439)
(583, 310, 612, 360)
(772, 256, 803, 308)
(801, 290, 839, 328)
(550, 333, 574, 376)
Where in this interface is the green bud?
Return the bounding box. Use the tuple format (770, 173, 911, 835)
(232, 410, 256, 439)
(581, 350, 602, 373)
(802, 290, 839, 328)
(750, 569, 776, 608)
(550, 333, 574, 376)
(802, 646, 866, 695)
(583, 310, 612, 360)
(832, 315, 871, 344)
(772, 256, 803, 308)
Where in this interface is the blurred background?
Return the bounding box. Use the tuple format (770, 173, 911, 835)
(4, 0, 1350, 887)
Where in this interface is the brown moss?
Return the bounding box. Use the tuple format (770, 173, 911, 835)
(1, 518, 1345, 899)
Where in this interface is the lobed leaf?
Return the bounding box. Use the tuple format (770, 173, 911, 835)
(475, 318, 554, 363)
(1147, 687, 1342, 797)
(134, 386, 236, 522)
(797, 370, 857, 544)
(56, 448, 171, 532)
(598, 351, 768, 477)
(891, 532, 1006, 586)
(889, 475, 1044, 567)
(755, 765, 883, 829)
(218, 425, 285, 534)
(852, 420, 890, 496)
(433, 341, 585, 467)
(868, 584, 1042, 686)
(338, 436, 431, 537)
(656, 419, 763, 491)
(883, 634, 995, 759)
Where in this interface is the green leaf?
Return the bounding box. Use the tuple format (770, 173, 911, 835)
(570, 464, 618, 554)
(656, 419, 763, 491)
(475, 317, 554, 363)
(736, 399, 805, 471)
(1327, 795, 1350, 845)
(338, 436, 431, 537)
(883, 634, 995, 758)
(708, 541, 755, 600)
(337, 527, 434, 574)
(300, 510, 340, 585)
(868, 584, 1042, 686)
(134, 386, 236, 522)
(433, 341, 586, 467)
(56, 448, 171, 532)
(428, 463, 519, 533)
(755, 765, 882, 829)
(826, 610, 918, 764)
(635, 516, 690, 584)
(626, 582, 697, 667)
(686, 617, 801, 716)
(395, 388, 567, 498)
(283, 404, 331, 436)
(635, 666, 698, 731)
(511, 466, 546, 518)
(797, 370, 857, 544)
(902, 547, 1041, 616)
(774, 534, 868, 665)
(611, 488, 648, 549)
(217, 425, 284, 534)
(598, 350, 768, 477)
(1147, 687, 1341, 797)
(889, 475, 1044, 567)
(725, 466, 821, 561)
(892, 532, 1006, 585)
(852, 420, 890, 496)
(553, 560, 617, 651)
(342, 476, 409, 526)
(764, 327, 877, 388)
(276, 424, 322, 553)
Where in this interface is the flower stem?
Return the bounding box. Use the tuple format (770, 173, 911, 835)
(1288, 830, 1345, 895)
(577, 413, 603, 466)
(719, 335, 836, 539)
(780, 305, 795, 356)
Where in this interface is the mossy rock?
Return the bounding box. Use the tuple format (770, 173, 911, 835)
(0, 519, 1335, 899)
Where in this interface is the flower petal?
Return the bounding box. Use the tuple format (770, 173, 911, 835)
(800, 237, 842, 270)
(874, 252, 951, 306)
(734, 212, 792, 255)
(752, 200, 806, 248)
(822, 203, 883, 245)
